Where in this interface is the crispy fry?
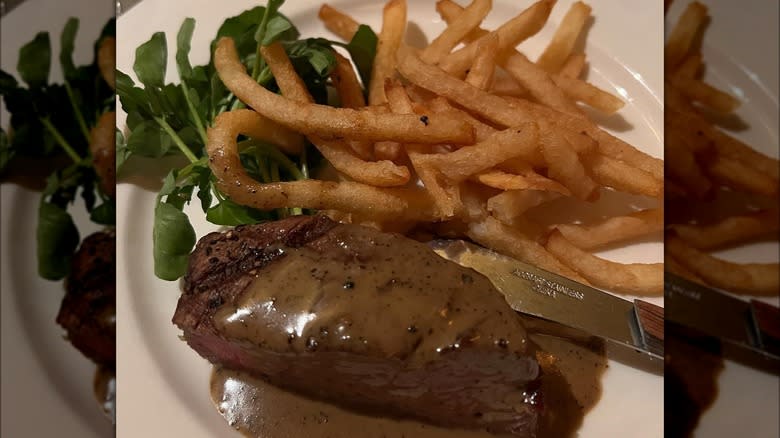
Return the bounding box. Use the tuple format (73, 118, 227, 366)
(546, 231, 663, 295)
(487, 189, 562, 223)
(490, 74, 529, 97)
(468, 216, 590, 283)
(559, 53, 586, 78)
(207, 110, 439, 220)
(319, 4, 359, 41)
(426, 125, 542, 183)
(424, 96, 497, 141)
(666, 235, 780, 296)
(583, 154, 662, 197)
(438, 0, 623, 114)
(473, 169, 570, 194)
(501, 50, 583, 116)
(665, 1, 708, 71)
(370, 0, 407, 105)
(331, 51, 366, 108)
(553, 209, 663, 250)
(674, 53, 701, 78)
(665, 135, 712, 197)
(420, 0, 492, 65)
(216, 38, 474, 144)
(671, 210, 780, 250)
(540, 130, 599, 200)
(438, 0, 554, 77)
(551, 74, 625, 114)
(670, 74, 740, 113)
(464, 33, 499, 90)
(665, 254, 706, 284)
(707, 155, 779, 196)
(261, 42, 410, 186)
(536, 1, 592, 73)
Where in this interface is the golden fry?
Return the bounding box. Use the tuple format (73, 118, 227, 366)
(216, 38, 475, 144)
(536, 1, 592, 73)
(369, 0, 407, 105)
(546, 231, 663, 296)
(553, 209, 663, 250)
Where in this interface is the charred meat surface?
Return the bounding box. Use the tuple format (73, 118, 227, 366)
(57, 230, 116, 365)
(174, 215, 543, 436)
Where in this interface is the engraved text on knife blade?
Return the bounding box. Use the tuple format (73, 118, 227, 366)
(511, 269, 585, 301)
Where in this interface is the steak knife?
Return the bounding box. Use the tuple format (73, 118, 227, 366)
(429, 239, 664, 373)
(665, 272, 780, 375)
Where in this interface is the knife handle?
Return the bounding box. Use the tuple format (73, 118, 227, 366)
(634, 300, 664, 356)
(750, 300, 780, 356)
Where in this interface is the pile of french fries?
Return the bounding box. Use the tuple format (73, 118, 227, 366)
(664, 1, 780, 296)
(208, 0, 665, 295)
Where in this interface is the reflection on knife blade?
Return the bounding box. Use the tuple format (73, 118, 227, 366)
(429, 239, 664, 372)
(665, 272, 780, 375)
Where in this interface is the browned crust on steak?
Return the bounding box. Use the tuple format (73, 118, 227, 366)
(56, 230, 116, 365)
(173, 215, 338, 336)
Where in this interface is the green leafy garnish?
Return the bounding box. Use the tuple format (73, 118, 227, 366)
(1, 18, 116, 280)
(118, 1, 378, 281)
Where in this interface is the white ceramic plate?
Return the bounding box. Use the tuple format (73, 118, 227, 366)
(116, 1, 663, 436)
(665, 1, 779, 437)
(0, 0, 114, 436)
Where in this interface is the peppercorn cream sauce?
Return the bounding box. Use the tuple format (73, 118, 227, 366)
(206, 224, 606, 437)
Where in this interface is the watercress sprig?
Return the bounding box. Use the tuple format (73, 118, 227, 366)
(117, 1, 378, 281)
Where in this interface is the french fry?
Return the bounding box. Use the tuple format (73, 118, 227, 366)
(665, 135, 712, 197)
(707, 155, 779, 196)
(426, 125, 542, 183)
(319, 4, 359, 41)
(487, 189, 562, 223)
(491, 74, 529, 97)
(216, 38, 475, 144)
(674, 53, 701, 78)
(464, 33, 499, 91)
(665, 253, 705, 284)
(546, 231, 663, 296)
(671, 210, 780, 250)
(540, 130, 599, 200)
(584, 154, 662, 197)
(385, 81, 462, 217)
(420, 0, 492, 65)
(473, 169, 570, 194)
(551, 74, 625, 114)
(438, 0, 555, 77)
(207, 110, 439, 220)
(370, 0, 407, 105)
(665, 1, 708, 71)
(670, 74, 740, 113)
(423, 96, 497, 142)
(559, 53, 586, 78)
(501, 50, 583, 116)
(261, 42, 411, 187)
(553, 209, 663, 250)
(330, 51, 366, 109)
(666, 234, 780, 296)
(468, 216, 590, 284)
(438, 0, 624, 114)
(536, 1, 592, 73)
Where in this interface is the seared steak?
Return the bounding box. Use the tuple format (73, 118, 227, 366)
(57, 230, 115, 365)
(174, 215, 542, 436)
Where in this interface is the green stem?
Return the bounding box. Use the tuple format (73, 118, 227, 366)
(251, 9, 274, 81)
(40, 118, 81, 163)
(64, 81, 91, 143)
(154, 116, 198, 163)
(181, 82, 209, 145)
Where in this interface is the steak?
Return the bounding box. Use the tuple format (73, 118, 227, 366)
(56, 230, 115, 365)
(173, 215, 543, 436)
